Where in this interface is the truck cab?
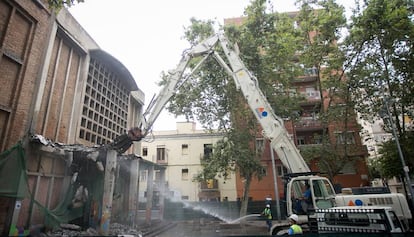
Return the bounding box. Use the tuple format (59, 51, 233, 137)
(286, 175, 337, 222)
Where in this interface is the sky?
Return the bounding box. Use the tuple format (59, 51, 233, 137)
(69, 0, 355, 131)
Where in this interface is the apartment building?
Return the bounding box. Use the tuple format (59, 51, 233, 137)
(0, 0, 147, 234)
(359, 114, 413, 193)
(140, 122, 237, 202)
(288, 67, 369, 187)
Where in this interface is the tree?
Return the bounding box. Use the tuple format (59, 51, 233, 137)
(48, 0, 84, 11)
(345, 0, 414, 178)
(167, 0, 357, 215)
(166, 14, 270, 217)
(166, 0, 304, 216)
(195, 127, 264, 217)
(376, 132, 414, 179)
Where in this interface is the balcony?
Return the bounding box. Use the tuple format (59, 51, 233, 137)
(334, 144, 369, 157)
(200, 179, 219, 191)
(154, 155, 168, 165)
(299, 91, 321, 105)
(294, 118, 323, 131)
(298, 143, 323, 152)
(298, 143, 323, 150)
(295, 74, 318, 83)
(294, 68, 319, 83)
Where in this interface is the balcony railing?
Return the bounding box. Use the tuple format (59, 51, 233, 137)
(294, 68, 319, 82)
(300, 91, 321, 102)
(295, 118, 323, 130)
(200, 179, 219, 190)
(155, 155, 168, 165)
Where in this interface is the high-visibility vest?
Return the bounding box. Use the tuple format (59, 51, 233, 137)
(288, 224, 303, 235)
(263, 208, 272, 219)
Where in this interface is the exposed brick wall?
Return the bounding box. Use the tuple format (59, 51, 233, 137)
(34, 36, 59, 135)
(33, 34, 84, 144)
(58, 50, 81, 142)
(0, 0, 53, 151)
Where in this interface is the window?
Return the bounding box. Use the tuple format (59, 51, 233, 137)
(255, 138, 264, 154)
(182, 144, 189, 155)
(312, 179, 335, 209)
(297, 136, 305, 145)
(157, 146, 166, 161)
(336, 131, 356, 144)
(203, 144, 213, 159)
(258, 166, 268, 176)
(139, 170, 147, 182)
(142, 147, 148, 156)
(305, 87, 320, 98)
(340, 161, 357, 174)
(181, 196, 189, 200)
(155, 170, 161, 182)
(304, 67, 318, 76)
(182, 168, 189, 180)
(313, 135, 322, 144)
(276, 165, 288, 177)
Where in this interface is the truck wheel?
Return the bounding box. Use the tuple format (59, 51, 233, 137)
(272, 227, 288, 236)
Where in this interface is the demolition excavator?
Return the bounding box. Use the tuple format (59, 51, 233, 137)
(109, 32, 412, 234)
(110, 31, 337, 226)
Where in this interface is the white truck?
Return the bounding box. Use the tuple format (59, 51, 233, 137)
(110, 32, 412, 234)
(308, 206, 407, 234)
(335, 192, 412, 230)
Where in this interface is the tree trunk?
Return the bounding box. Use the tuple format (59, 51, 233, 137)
(239, 176, 252, 217)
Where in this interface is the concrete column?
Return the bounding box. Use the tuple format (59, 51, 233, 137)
(159, 169, 166, 220)
(99, 150, 117, 235)
(135, 159, 141, 225)
(145, 165, 154, 225)
(128, 158, 140, 227)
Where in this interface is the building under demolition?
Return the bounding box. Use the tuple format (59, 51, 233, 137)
(0, 0, 163, 235)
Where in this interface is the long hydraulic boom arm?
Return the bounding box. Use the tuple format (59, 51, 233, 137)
(111, 32, 310, 173)
(213, 34, 310, 173)
(138, 36, 219, 138)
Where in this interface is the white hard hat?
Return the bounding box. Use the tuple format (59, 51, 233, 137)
(289, 214, 299, 222)
(266, 204, 270, 208)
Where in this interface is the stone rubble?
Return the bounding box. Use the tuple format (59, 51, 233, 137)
(43, 222, 144, 237)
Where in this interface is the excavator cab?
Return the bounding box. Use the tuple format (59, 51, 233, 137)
(286, 175, 336, 217)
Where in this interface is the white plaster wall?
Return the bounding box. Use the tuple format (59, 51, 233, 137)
(141, 122, 237, 202)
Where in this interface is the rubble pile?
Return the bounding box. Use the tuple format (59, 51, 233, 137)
(45, 223, 143, 236)
(109, 223, 143, 236)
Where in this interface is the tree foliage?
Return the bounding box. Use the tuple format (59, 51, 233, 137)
(376, 132, 414, 178)
(346, 0, 414, 127)
(166, 0, 299, 216)
(345, 0, 414, 178)
(48, 0, 84, 11)
(156, 0, 413, 211)
(166, 0, 359, 212)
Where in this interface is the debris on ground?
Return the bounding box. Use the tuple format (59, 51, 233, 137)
(44, 222, 144, 236)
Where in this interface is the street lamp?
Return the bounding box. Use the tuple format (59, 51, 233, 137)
(380, 98, 414, 209)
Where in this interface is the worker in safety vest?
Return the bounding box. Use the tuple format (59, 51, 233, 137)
(287, 214, 303, 235)
(261, 204, 272, 231)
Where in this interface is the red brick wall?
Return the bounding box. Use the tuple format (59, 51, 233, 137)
(0, 0, 53, 151)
